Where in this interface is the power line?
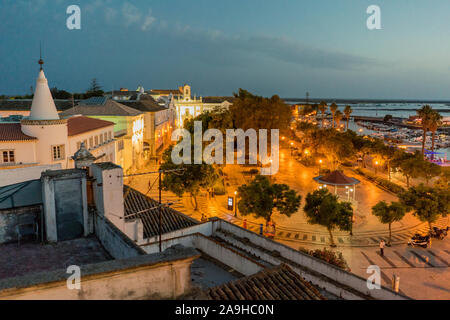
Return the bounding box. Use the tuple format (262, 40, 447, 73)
(120, 168, 185, 178)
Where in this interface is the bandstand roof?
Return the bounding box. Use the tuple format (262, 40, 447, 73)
(313, 170, 360, 186)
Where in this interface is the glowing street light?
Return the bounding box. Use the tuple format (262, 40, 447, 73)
(234, 191, 238, 217)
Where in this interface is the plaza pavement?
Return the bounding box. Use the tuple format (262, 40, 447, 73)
(127, 147, 448, 248)
(126, 150, 449, 300)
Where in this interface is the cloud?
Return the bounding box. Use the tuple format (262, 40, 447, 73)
(121, 2, 141, 26)
(165, 26, 379, 71)
(105, 7, 117, 22)
(141, 9, 155, 31)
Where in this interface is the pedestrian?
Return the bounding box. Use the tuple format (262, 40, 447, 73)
(380, 239, 385, 256)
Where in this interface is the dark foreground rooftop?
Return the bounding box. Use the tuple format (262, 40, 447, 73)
(0, 236, 112, 280)
(207, 264, 326, 300)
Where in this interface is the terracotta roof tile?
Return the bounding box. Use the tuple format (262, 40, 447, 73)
(67, 116, 114, 136)
(123, 185, 198, 238)
(150, 89, 182, 95)
(208, 264, 326, 300)
(0, 123, 37, 141)
(60, 99, 142, 117)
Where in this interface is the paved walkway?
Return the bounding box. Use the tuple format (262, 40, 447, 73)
(277, 238, 450, 300)
(126, 148, 449, 248)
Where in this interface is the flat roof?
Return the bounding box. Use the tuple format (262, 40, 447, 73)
(0, 236, 112, 280)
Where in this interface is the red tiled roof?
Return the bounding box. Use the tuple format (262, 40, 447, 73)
(67, 116, 114, 136)
(208, 264, 326, 300)
(321, 170, 357, 185)
(0, 123, 37, 141)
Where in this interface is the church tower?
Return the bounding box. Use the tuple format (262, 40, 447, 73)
(21, 56, 69, 168)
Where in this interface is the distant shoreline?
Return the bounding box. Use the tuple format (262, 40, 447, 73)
(284, 98, 450, 105)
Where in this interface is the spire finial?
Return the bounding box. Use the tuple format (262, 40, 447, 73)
(38, 42, 44, 70)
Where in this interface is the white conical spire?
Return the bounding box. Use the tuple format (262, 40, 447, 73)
(29, 68, 59, 120)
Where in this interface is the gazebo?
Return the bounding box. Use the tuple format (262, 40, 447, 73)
(313, 170, 360, 200)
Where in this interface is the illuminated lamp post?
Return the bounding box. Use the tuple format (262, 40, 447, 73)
(234, 191, 238, 217)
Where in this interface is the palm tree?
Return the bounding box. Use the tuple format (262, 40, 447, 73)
(417, 105, 434, 156)
(343, 105, 353, 131)
(318, 101, 327, 128)
(330, 103, 338, 128)
(334, 110, 343, 130)
(428, 110, 443, 155)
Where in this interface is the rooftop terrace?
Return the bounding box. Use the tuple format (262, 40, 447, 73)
(0, 236, 111, 280)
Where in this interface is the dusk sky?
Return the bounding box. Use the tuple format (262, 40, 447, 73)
(2, 0, 450, 99)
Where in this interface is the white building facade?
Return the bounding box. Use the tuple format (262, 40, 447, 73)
(0, 64, 115, 183)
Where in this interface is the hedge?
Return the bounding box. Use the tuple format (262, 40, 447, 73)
(355, 168, 405, 194)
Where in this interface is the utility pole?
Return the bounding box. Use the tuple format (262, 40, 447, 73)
(159, 169, 162, 252)
(122, 167, 185, 253)
(306, 91, 309, 105)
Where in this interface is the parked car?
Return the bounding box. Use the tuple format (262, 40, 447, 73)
(408, 233, 431, 248)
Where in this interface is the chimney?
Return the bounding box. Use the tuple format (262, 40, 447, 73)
(90, 163, 125, 231)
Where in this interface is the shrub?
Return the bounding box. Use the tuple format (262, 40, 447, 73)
(213, 179, 226, 195)
(355, 168, 405, 194)
(299, 247, 350, 271)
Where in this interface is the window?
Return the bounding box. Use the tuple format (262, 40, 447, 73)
(95, 136, 99, 146)
(2, 150, 14, 163)
(89, 137, 94, 149)
(76, 142, 81, 150)
(104, 132, 107, 142)
(83, 139, 87, 147)
(108, 131, 112, 141)
(52, 145, 65, 161)
(100, 134, 104, 144)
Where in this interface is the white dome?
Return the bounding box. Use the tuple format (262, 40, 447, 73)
(29, 70, 59, 120)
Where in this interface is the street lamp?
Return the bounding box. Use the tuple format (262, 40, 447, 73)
(234, 191, 238, 217)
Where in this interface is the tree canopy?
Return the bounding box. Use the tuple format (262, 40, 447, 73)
(303, 189, 353, 246)
(160, 146, 218, 210)
(230, 89, 292, 136)
(372, 201, 406, 244)
(399, 184, 449, 229)
(237, 175, 301, 222)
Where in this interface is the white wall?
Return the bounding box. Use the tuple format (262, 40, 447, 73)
(67, 125, 115, 165)
(0, 141, 37, 167)
(0, 164, 61, 187)
(142, 233, 264, 276)
(0, 253, 197, 300)
(214, 219, 408, 300)
(21, 121, 69, 168)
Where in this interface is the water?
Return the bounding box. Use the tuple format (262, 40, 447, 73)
(289, 101, 450, 119)
(289, 101, 450, 159)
